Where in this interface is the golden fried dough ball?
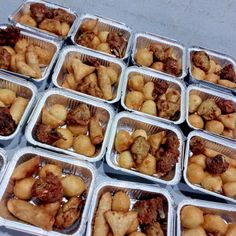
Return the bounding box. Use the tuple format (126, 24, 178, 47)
(221, 167, 236, 183)
(189, 94, 202, 113)
(0, 88, 16, 106)
(125, 91, 144, 110)
(205, 120, 224, 135)
(48, 104, 67, 123)
(19, 14, 37, 27)
(223, 182, 236, 197)
(61, 175, 86, 197)
(67, 124, 88, 136)
(191, 66, 205, 80)
(54, 128, 73, 149)
(151, 62, 164, 71)
(203, 214, 228, 235)
(137, 154, 156, 176)
(39, 164, 62, 179)
(189, 154, 207, 169)
(118, 151, 135, 169)
(226, 224, 236, 236)
(73, 135, 96, 157)
(14, 39, 29, 54)
(181, 206, 204, 229)
(132, 129, 148, 140)
(204, 73, 219, 83)
(135, 48, 153, 67)
(143, 82, 155, 100)
(201, 174, 222, 192)
(188, 114, 204, 129)
(140, 100, 157, 116)
(128, 232, 146, 236)
(182, 227, 207, 236)
(187, 163, 205, 184)
(218, 113, 236, 130)
(115, 130, 133, 153)
(126, 218, 139, 234)
(128, 74, 145, 91)
(112, 191, 130, 212)
(91, 36, 101, 49)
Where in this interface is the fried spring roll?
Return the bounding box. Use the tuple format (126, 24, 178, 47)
(10, 97, 28, 124)
(89, 116, 104, 145)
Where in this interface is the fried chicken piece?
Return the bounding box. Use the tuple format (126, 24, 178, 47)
(0, 26, 20, 47)
(165, 132, 180, 150)
(205, 154, 229, 175)
(76, 31, 96, 48)
(30, 3, 49, 23)
(164, 57, 181, 76)
(216, 99, 235, 114)
(35, 124, 60, 145)
(32, 172, 63, 203)
(190, 137, 205, 154)
(107, 32, 126, 58)
(66, 104, 91, 126)
(52, 9, 74, 25)
(55, 197, 84, 229)
(0, 47, 11, 70)
(153, 80, 169, 100)
(133, 197, 164, 225)
(145, 222, 164, 236)
(0, 107, 16, 136)
(150, 43, 165, 62)
(131, 136, 150, 165)
(192, 51, 210, 72)
(220, 64, 236, 82)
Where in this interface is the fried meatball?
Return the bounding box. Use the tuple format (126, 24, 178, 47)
(216, 99, 235, 114)
(76, 31, 96, 48)
(35, 124, 60, 145)
(150, 43, 165, 62)
(66, 104, 91, 126)
(197, 99, 221, 121)
(107, 32, 126, 58)
(0, 47, 11, 70)
(164, 57, 181, 76)
(190, 137, 205, 154)
(192, 51, 210, 72)
(220, 64, 236, 82)
(0, 107, 16, 136)
(32, 172, 63, 203)
(131, 136, 150, 165)
(206, 155, 229, 175)
(52, 9, 74, 25)
(30, 3, 49, 23)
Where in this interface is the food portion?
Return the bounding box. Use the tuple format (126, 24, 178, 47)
(0, 88, 29, 136)
(6, 156, 87, 231)
(115, 127, 180, 179)
(93, 190, 168, 236)
(134, 43, 182, 77)
(191, 50, 236, 89)
(18, 3, 74, 37)
(76, 18, 128, 58)
(186, 136, 236, 199)
(180, 205, 236, 236)
(34, 102, 105, 158)
(60, 56, 120, 101)
(125, 73, 181, 121)
(0, 26, 54, 79)
(188, 93, 236, 139)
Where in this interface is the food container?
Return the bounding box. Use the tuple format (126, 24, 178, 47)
(186, 84, 236, 141)
(184, 130, 236, 203)
(0, 148, 6, 181)
(121, 66, 186, 124)
(52, 46, 126, 104)
(71, 13, 133, 63)
(0, 24, 61, 83)
(0, 146, 95, 236)
(8, 0, 78, 40)
(131, 32, 187, 79)
(86, 180, 174, 236)
(188, 46, 236, 93)
(25, 88, 115, 162)
(177, 199, 236, 236)
(0, 72, 37, 140)
(106, 111, 184, 185)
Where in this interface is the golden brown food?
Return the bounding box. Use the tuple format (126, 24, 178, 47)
(201, 174, 222, 192)
(189, 154, 206, 169)
(143, 82, 155, 100)
(145, 222, 164, 236)
(61, 175, 86, 197)
(9, 97, 28, 124)
(115, 130, 133, 153)
(0, 107, 16, 135)
(223, 182, 236, 197)
(182, 227, 207, 236)
(118, 151, 135, 169)
(204, 73, 219, 83)
(135, 48, 153, 67)
(39, 164, 62, 178)
(140, 100, 157, 116)
(111, 191, 130, 213)
(132, 129, 148, 140)
(73, 134, 96, 156)
(221, 167, 236, 183)
(137, 154, 156, 176)
(188, 114, 204, 129)
(218, 113, 236, 130)
(129, 232, 147, 236)
(19, 14, 37, 27)
(128, 74, 145, 91)
(54, 128, 73, 149)
(125, 91, 144, 110)
(89, 116, 104, 145)
(192, 51, 210, 72)
(67, 124, 88, 135)
(189, 94, 202, 113)
(205, 120, 224, 135)
(187, 163, 205, 184)
(191, 66, 205, 80)
(226, 224, 236, 236)
(0, 88, 16, 106)
(126, 217, 139, 234)
(39, 201, 60, 217)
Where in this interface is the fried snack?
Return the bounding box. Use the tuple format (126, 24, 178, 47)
(129, 232, 146, 236)
(0, 47, 11, 69)
(188, 114, 204, 129)
(13, 177, 36, 200)
(132, 129, 148, 140)
(93, 192, 112, 236)
(98, 31, 109, 43)
(7, 199, 54, 231)
(19, 14, 37, 27)
(192, 51, 210, 72)
(62, 73, 77, 90)
(26, 46, 41, 78)
(128, 74, 145, 91)
(183, 227, 207, 236)
(135, 48, 153, 67)
(67, 124, 88, 135)
(191, 66, 205, 80)
(39, 19, 62, 35)
(118, 151, 135, 169)
(54, 128, 73, 149)
(0, 88, 16, 106)
(11, 156, 40, 180)
(221, 167, 236, 183)
(16, 60, 39, 78)
(97, 65, 113, 100)
(34, 45, 53, 66)
(187, 163, 205, 184)
(0, 107, 16, 135)
(10, 53, 25, 72)
(73, 135, 96, 157)
(143, 82, 155, 100)
(89, 116, 104, 145)
(14, 39, 29, 54)
(226, 223, 236, 236)
(42, 107, 64, 128)
(126, 217, 139, 234)
(218, 113, 236, 130)
(137, 154, 156, 176)
(9, 97, 28, 124)
(112, 191, 130, 213)
(115, 130, 133, 153)
(2, 46, 16, 56)
(61, 175, 86, 197)
(145, 222, 164, 236)
(125, 91, 144, 110)
(48, 104, 67, 123)
(39, 164, 62, 178)
(205, 120, 224, 135)
(39, 201, 60, 217)
(107, 67, 118, 85)
(61, 22, 70, 37)
(181, 206, 204, 229)
(104, 210, 138, 236)
(140, 100, 157, 116)
(189, 154, 206, 169)
(223, 182, 236, 197)
(201, 174, 222, 192)
(189, 94, 202, 113)
(148, 131, 166, 154)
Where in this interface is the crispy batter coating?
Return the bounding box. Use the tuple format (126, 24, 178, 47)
(190, 137, 205, 154)
(107, 32, 126, 58)
(206, 155, 229, 175)
(164, 57, 181, 76)
(220, 64, 236, 82)
(0, 107, 16, 136)
(192, 51, 210, 72)
(30, 3, 49, 23)
(0, 47, 11, 69)
(216, 99, 235, 114)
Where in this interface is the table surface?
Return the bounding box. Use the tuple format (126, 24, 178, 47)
(0, 0, 236, 235)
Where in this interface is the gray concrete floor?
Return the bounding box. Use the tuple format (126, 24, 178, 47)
(0, 0, 235, 235)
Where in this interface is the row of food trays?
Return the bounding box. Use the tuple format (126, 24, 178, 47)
(0, 0, 235, 235)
